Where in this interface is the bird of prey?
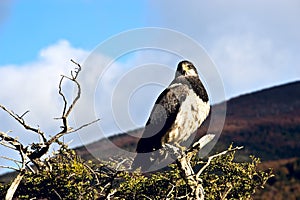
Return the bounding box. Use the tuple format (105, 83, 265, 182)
(132, 60, 210, 172)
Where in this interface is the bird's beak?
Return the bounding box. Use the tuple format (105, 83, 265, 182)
(183, 65, 189, 73)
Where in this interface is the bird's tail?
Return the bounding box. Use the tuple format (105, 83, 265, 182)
(131, 152, 154, 172)
(131, 149, 171, 172)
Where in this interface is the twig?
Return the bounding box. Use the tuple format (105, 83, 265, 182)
(0, 59, 100, 199)
(106, 189, 117, 200)
(221, 184, 233, 200)
(177, 194, 189, 199)
(25, 162, 35, 173)
(64, 75, 81, 118)
(58, 76, 68, 117)
(70, 59, 81, 79)
(84, 163, 100, 185)
(66, 119, 100, 134)
(0, 156, 23, 163)
(51, 60, 83, 145)
(0, 140, 17, 150)
(196, 146, 243, 181)
(115, 159, 127, 171)
(58, 60, 81, 118)
(140, 194, 153, 200)
(175, 134, 216, 200)
(19, 110, 30, 118)
(52, 189, 63, 200)
(165, 183, 175, 200)
(0, 105, 45, 139)
(0, 155, 22, 169)
(0, 165, 19, 171)
(0, 131, 28, 156)
(5, 168, 26, 200)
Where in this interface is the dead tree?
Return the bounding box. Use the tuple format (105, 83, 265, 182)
(0, 60, 99, 200)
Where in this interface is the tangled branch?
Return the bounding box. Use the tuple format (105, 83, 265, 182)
(0, 60, 99, 200)
(172, 133, 243, 200)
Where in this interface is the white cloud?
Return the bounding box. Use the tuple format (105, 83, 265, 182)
(0, 40, 89, 174)
(0, 40, 88, 130)
(0, 38, 186, 168)
(147, 0, 300, 99)
(210, 34, 294, 97)
(0, 33, 227, 174)
(75, 50, 177, 144)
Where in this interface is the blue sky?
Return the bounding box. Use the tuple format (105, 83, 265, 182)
(0, 0, 146, 64)
(1, 0, 298, 96)
(0, 0, 299, 173)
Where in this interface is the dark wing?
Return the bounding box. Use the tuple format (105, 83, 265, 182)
(132, 79, 189, 171)
(136, 83, 189, 153)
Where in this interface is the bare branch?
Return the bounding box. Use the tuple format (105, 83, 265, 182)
(5, 168, 26, 200)
(83, 163, 100, 185)
(140, 194, 153, 200)
(58, 75, 68, 116)
(49, 60, 99, 146)
(0, 105, 46, 140)
(53, 189, 63, 200)
(165, 183, 175, 199)
(221, 183, 233, 200)
(0, 131, 28, 155)
(58, 59, 82, 118)
(20, 110, 30, 118)
(174, 134, 216, 200)
(25, 162, 35, 173)
(196, 146, 243, 180)
(63, 75, 81, 118)
(0, 165, 19, 171)
(0, 155, 22, 165)
(53, 60, 83, 147)
(65, 119, 100, 134)
(70, 59, 81, 79)
(106, 189, 117, 200)
(0, 59, 100, 199)
(0, 140, 17, 150)
(115, 158, 128, 171)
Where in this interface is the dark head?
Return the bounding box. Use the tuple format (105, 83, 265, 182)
(176, 60, 198, 77)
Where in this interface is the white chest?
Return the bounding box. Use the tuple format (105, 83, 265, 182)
(162, 90, 210, 144)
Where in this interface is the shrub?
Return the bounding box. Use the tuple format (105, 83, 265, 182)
(0, 145, 273, 199)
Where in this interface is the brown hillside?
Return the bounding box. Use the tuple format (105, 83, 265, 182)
(76, 81, 300, 199)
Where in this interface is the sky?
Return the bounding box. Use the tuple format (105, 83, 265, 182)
(0, 0, 299, 173)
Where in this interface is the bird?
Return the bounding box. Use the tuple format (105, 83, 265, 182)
(131, 60, 210, 172)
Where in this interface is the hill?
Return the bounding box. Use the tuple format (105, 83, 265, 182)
(75, 80, 300, 199)
(217, 81, 300, 161)
(77, 81, 300, 160)
(221, 81, 300, 199)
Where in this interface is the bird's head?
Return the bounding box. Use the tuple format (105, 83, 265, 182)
(176, 60, 198, 77)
